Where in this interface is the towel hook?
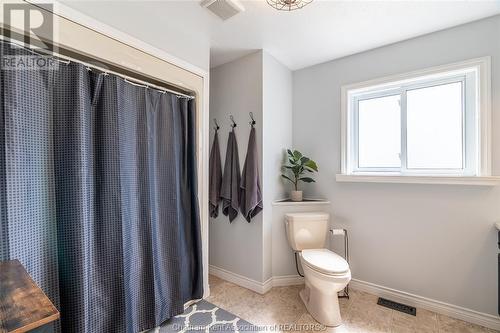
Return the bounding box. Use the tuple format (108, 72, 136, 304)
(213, 118, 220, 131)
(249, 112, 256, 128)
(230, 115, 237, 129)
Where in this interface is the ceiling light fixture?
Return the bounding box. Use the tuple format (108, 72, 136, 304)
(266, 0, 313, 11)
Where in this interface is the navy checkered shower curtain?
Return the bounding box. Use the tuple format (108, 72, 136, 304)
(0, 42, 203, 333)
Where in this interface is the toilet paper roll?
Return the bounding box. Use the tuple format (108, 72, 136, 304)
(330, 228, 345, 236)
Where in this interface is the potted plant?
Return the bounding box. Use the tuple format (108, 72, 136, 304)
(281, 149, 318, 202)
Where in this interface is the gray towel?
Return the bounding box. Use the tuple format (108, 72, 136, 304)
(240, 127, 262, 222)
(221, 130, 241, 222)
(209, 131, 222, 218)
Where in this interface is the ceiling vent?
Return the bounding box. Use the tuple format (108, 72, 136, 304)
(201, 0, 245, 21)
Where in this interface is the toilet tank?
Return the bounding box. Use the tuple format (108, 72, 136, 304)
(285, 212, 329, 251)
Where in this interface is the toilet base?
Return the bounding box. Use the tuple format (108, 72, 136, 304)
(299, 284, 343, 327)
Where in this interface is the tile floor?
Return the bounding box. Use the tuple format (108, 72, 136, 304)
(207, 275, 498, 333)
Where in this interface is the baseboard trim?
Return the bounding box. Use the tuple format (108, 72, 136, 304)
(209, 266, 499, 330)
(209, 265, 303, 294)
(209, 265, 268, 294)
(272, 274, 304, 287)
(349, 279, 500, 331)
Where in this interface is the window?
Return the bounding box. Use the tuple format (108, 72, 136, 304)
(351, 75, 475, 175)
(339, 58, 495, 184)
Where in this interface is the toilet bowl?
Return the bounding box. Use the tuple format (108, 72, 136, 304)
(285, 212, 351, 327)
(299, 249, 351, 327)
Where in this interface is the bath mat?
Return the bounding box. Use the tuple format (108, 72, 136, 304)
(158, 300, 257, 332)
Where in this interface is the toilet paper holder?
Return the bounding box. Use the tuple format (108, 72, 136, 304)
(330, 228, 349, 299)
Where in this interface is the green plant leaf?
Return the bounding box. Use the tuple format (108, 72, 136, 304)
(287, 149, 293, 157)
(293, 150, 302, 160)
(281, 174, 295, 183)
(300, 156, 310, 165)
(304, 160, 318, 171)
(299, 177, 315, 183)
(292, 165, 301, 175)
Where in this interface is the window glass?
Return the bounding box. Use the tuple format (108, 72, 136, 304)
(406, 82, 463, 169)
(358, 95, 401, 168)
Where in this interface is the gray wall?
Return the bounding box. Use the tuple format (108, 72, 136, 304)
(262, 52, 294, 281)
(209, 52, 264, 282)
(292, 16, 500, 316)
(209, 51, 293, 283)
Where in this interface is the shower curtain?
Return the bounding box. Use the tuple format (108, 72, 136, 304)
(0, 42, 203, 333)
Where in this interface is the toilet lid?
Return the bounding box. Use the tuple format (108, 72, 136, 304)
(301, 249, 349, 275)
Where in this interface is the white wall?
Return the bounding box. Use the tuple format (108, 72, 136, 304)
(209, 51, 264, 282)
(262, 52, 293, 281)
(60, 1, 211, 71)
(292, 15, 500, 316)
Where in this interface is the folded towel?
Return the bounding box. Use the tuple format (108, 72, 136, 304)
(240, 127, 262, 222)
(209, 131, 222, 218)
(221, 130, 241, 222)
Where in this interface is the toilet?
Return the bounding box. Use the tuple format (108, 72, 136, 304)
(285, 212, 351, 327)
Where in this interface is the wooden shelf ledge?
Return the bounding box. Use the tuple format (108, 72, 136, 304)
(0, 260, 59, 333)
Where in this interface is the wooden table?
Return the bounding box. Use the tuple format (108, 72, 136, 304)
(0, 260, 59, 333)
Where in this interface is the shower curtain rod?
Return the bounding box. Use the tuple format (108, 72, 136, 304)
(0, 37, 195, 99)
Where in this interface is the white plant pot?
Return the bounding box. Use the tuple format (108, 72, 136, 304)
(291, 190, 303, 202)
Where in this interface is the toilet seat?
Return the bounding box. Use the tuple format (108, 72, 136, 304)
(301, 249, 349, 275)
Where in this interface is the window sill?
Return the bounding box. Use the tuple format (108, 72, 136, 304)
(335, 174, 500, 186)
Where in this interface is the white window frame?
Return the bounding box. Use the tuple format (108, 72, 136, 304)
(338, 57, 500, 186)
